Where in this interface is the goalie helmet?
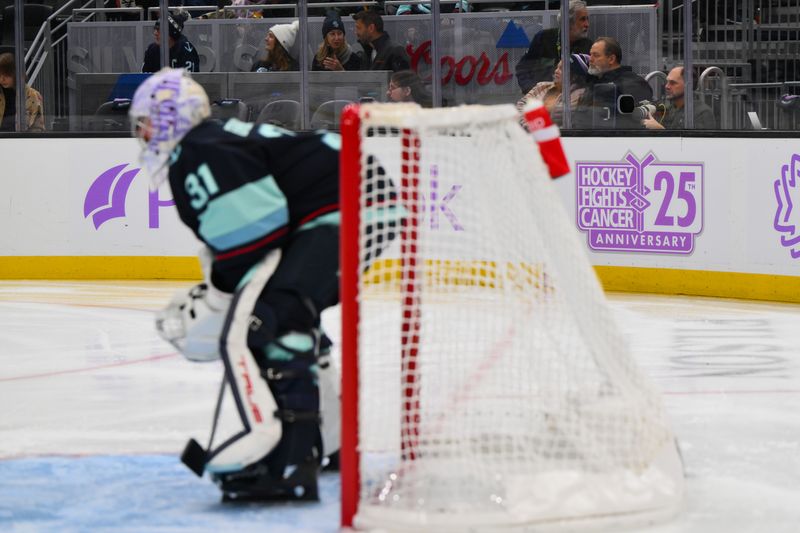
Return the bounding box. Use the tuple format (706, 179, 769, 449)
(129, 68, 210, 187)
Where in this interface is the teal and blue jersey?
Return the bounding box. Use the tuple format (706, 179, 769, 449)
(167, 118, 342, 291)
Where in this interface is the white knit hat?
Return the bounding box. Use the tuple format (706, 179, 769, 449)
(270, 20, 299, 57)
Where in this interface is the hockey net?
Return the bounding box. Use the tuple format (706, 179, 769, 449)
(339, 103, 684, 531)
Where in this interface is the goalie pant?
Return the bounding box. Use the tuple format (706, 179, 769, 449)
(167, 120, 346, 499)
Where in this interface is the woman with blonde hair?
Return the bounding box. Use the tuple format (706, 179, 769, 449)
(252, 20, 299, 72)
(312, 12, 361, 71)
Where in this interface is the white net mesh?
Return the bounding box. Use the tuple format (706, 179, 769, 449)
(346, 104, 683, 531)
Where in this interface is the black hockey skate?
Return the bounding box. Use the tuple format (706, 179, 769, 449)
(213, 456, 320, 502)
(213, 391, 323, 503)
(321, 450, 339, 472)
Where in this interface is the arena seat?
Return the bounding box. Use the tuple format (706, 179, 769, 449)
(89, 98, 131, 132)
(255, 99, 301, 130)
(210, 98, 250, 122)
(309, 99, 353, 130)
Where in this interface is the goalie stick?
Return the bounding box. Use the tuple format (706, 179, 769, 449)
(181, 373, 227, 477)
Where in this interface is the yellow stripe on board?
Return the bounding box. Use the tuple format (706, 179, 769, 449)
(1, 257, 799, 303)
(362, 258, 550, 290)
(363, 259, 800, 303)
(595, 266, 800, 304)
(0, 256, 202, 280)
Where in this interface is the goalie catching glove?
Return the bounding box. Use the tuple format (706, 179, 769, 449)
(155, 282, 232, 362)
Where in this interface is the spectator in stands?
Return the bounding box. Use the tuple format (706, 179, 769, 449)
(516, 53, 589, 130)
(572, 36, 652, 129)
(642, 66, 717, 130)
(252, 20, 299, 72)
(142, 11, 200, 72)
(352, 10, 410, 72)
(515, 0, 592, 95)
(0, 53, 44, 132)
(197, 0, 243, 19)
(386, 70, 432, 107)
(112, 0, 142, 22)
(395, 0, 469, 15)
(312, 12, 362, 71)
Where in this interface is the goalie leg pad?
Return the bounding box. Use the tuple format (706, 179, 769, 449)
(211, 330, 324, 502)
(259, 331, 322, 470)
(263, 329, 339, 465)
(316, 333, 341, 467)
(202, 253, 282, 467)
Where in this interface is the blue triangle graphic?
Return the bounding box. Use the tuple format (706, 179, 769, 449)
(496, 21, 530, 49)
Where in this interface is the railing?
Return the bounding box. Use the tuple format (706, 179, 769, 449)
(645, 70, 666, 101)
(660, 0, 800, 85)
(25, 9, 54, 125)
(23, 0, 99, 128)
(73, 7, 145, 22)
(727, 81, 799, 131)
(694, 65, 799, 130)
(698, 65, 729, 129)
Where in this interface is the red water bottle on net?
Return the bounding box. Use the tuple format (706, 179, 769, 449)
(522, 99, 570, 179)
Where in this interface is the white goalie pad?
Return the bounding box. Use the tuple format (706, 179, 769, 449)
(155, 282, 232, 362)
(206, 250, 284, 473)
(205, 348, 282, 474)
(318, 353, 341, 458)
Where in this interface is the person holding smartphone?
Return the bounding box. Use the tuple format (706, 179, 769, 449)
(312, 12, 362, 72)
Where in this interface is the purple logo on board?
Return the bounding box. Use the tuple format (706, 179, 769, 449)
(84, 164, 175, 229)
(576, 152, 703, 254)
(429, 165, 463, 231)
(83, 164, 140, 229)
(772, 153, 800, 258)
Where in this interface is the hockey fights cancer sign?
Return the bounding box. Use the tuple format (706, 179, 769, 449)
(576, 152, 704, 254)
(772, 153, 800, 258)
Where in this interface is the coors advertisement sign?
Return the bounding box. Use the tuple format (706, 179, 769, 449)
(576, 152, 704, 254)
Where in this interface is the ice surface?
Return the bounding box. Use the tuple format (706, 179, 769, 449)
(1, 281, 798, 532)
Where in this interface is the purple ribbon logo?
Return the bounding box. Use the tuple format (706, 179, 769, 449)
(84, 164, 176, 230)
(576, 151, 704, 254)
(773, 153, 800, 258)
(83, 164, 140, 229)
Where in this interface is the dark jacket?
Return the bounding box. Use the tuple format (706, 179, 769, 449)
(573, 66, 653, 129)
(358, 32, 410, 72)
(660, 97, 717, 129)
(311, 47, 362, 71)
(142, 35, 200, 73)
(251, 57, 299, 73)
(514, 28, 592, 94)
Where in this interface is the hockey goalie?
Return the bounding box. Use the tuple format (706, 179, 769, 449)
(130, 68, 399, 502)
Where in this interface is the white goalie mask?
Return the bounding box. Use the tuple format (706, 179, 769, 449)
(129, 68, 210, 187)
